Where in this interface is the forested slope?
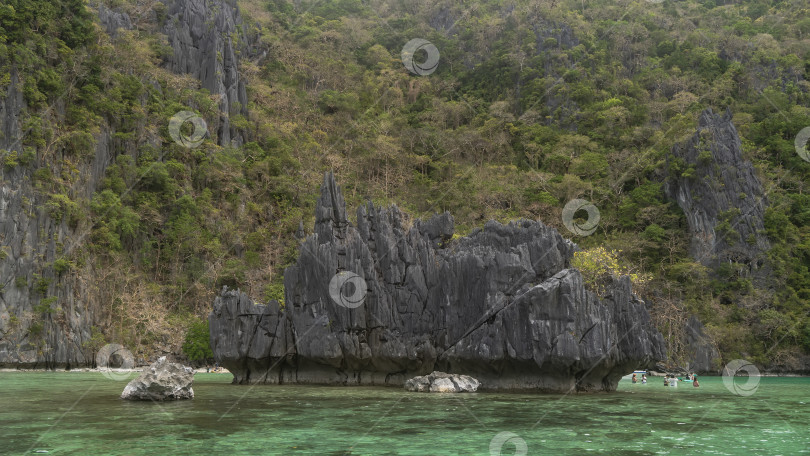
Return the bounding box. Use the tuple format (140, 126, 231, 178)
(0, 0, 808, 372)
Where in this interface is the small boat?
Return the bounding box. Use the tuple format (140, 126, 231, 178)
(632, 370, 648, 374)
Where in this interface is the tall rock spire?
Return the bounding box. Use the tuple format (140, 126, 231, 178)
(314, 171, 349, 242)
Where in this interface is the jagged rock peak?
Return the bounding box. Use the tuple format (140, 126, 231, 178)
(315, 171, 349, 241)
(210, 173, 665, 392)
(665, 108, 770, 280)
(698, 106, 733, 127)
(295, 221, 306, 240)
(162, 0, 254, 146)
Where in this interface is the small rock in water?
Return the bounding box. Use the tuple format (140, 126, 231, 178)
(404, 371, 480, 393)
(121, 356, 194, 401)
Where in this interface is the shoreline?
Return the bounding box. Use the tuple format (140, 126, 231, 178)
(1, 368, 807, 378)
(0, 367, 231, 374)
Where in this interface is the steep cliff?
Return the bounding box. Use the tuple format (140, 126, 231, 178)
(162, 0, 254, 147)
(662, 108, 772, 372)
(683, 316, 721, 373)
(96, 3, 133, 37)
(0, 68, 98, 367)
(665, 108, 770, 279)
(210, 173, 666, 392)
(0, 0, 253, 368)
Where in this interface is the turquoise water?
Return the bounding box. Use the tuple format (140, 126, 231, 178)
(0, 373, 807, 455)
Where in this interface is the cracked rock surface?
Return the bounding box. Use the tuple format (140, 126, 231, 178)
(404, 371, 480, 393)
(210, 172, 665, 392)
(121, 356, 195, 401)
(665, 108, 770, 281)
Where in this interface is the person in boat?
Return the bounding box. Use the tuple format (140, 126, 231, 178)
(632, 373, 638, 383)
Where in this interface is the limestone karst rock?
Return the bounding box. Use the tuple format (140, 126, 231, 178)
(121, 357, 195, 401)
(210, 173, 666, 392)
(404, 371, 480, 393)
(665, 108, 770, 280)
(162, 0, 257, 147)
(664, 108, 769, 372)
(0, 0, 254, 369)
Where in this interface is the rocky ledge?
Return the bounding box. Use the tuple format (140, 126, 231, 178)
(209, 173, 665, 392)
(121, 357, 194, 401)
(405, 371, 480, 393)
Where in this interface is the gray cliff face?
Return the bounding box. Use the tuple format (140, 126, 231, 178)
(0, 69, 97, 368)
(0, 0, 251, 368)
(96, 3, 133, 37)
(0, 69, 23, 151)
(663, 108, 770, 373)
(665, 108, 770, 278)
(210, 173, 666, 392)
(162, 0, 253, 147)
(684, 316, 721, 373)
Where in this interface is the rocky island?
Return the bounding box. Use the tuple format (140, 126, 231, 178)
(209, 173, 665, 392)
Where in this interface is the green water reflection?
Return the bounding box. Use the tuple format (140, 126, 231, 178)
(0, 373, 807, 455)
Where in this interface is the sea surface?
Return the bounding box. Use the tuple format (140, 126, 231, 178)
(0, 372, 807, 455)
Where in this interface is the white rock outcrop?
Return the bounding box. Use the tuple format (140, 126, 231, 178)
(121, 357, 195, 401)
(404, 371, 480, 393)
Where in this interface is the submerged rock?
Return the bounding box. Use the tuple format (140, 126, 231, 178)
(405, 371, 480, 393)
(209, 173, 665, 392)
(121, 357, 194, 401)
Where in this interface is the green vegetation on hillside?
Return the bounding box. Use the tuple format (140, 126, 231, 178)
(2, 0, 809, 369)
